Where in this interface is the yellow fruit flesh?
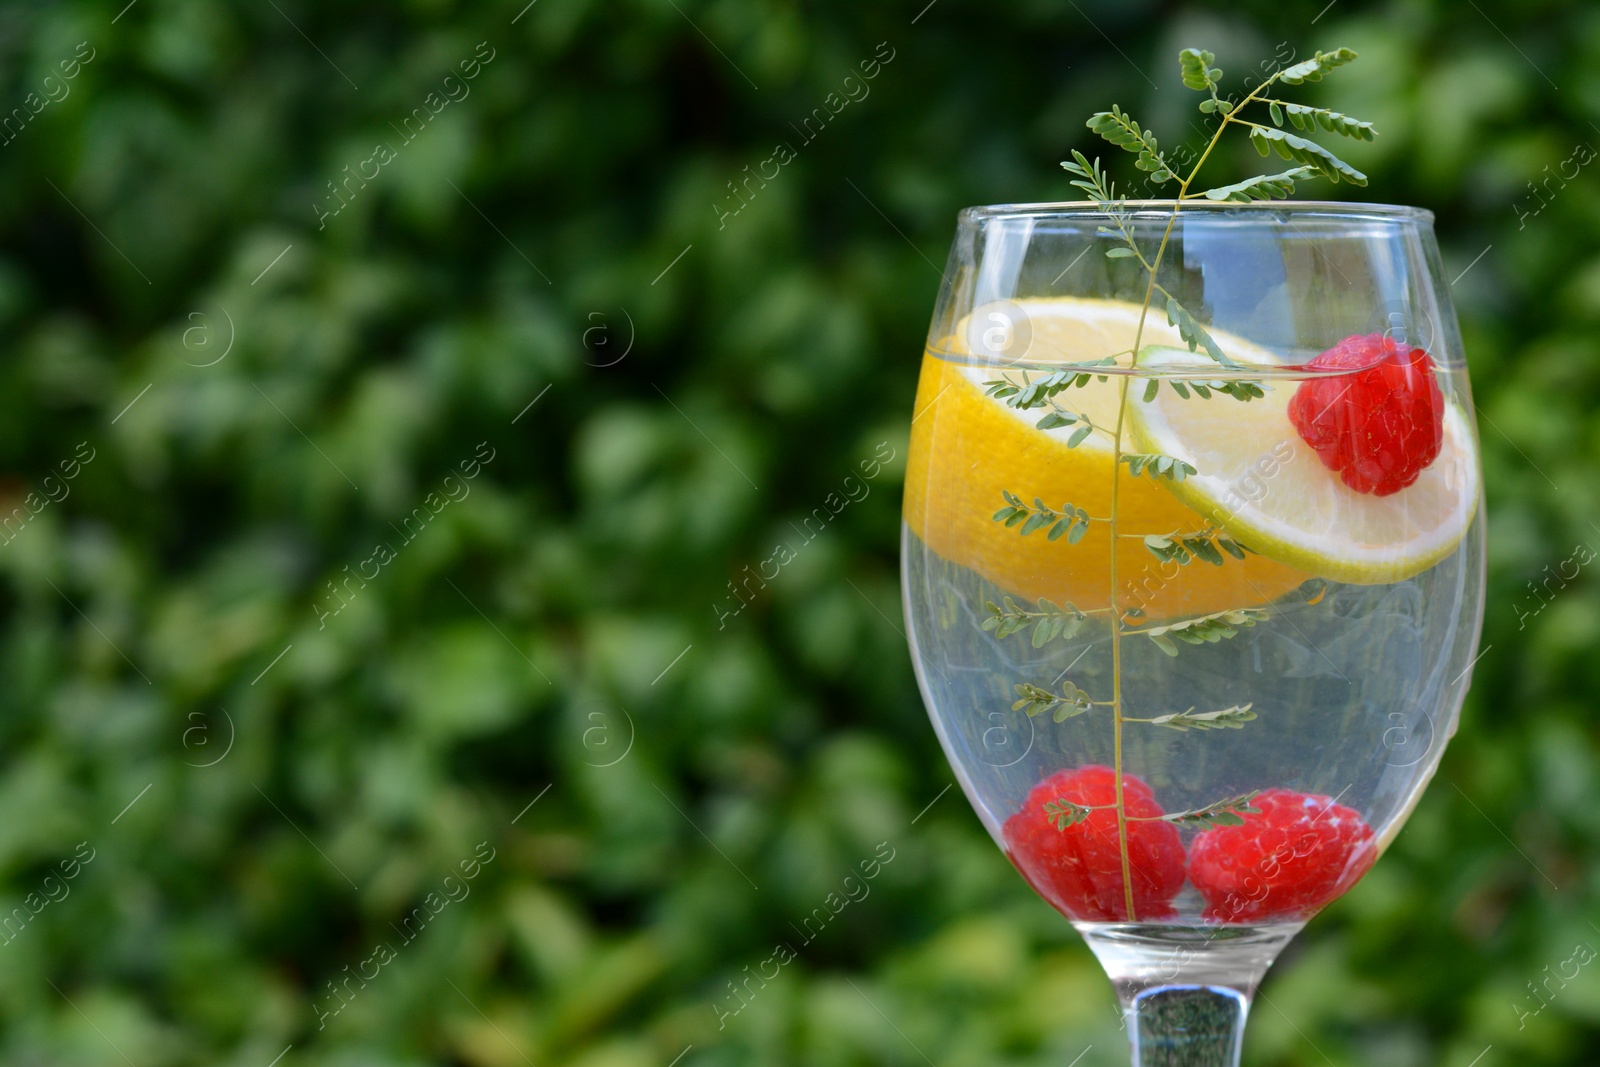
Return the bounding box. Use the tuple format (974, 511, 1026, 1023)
(903, 299, 1310, 620)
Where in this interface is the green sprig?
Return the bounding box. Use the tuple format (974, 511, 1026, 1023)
(983, 361, 1119, 410)
(1141, 608, 1269, 656)
(1168, 378, 1267, 402)
(1142, 704, 1258, 731)
(1144, 530, 1250, 567)
(1061, 149, 1120, 204)
(1032, 404, 1099, 444)
(1179, 48, 1224, 93)
(1166, 297, 1239, 369)
(1044, 797, 1099, 830)
(994, 491, 1093, 543)
(987, 45, 1363, 923)
(1087, 104, 1175, 182)
(1121, 453, 1198, 482)
(1270, 103, 1376, 141)
(1013, 680, 1097, 722)
(1158, 791, 1263, 829)
(1277, 48, 1358, 84)
(1247, 126, 1368, 185)
(982, 596, 1089, 647)
(1134, 346, 1268, 401)
(1202, 167, 1317, 202)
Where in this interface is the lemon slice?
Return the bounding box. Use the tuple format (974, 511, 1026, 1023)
(903, 298, 1311, 620)
(1124, 349, 1479, 584)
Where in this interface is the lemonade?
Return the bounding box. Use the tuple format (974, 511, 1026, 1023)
(902, 296, 1483, 944)
(903, 42, 1487, 1066)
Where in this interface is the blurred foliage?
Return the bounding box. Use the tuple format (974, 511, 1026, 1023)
(0, 0, 1595, 1065)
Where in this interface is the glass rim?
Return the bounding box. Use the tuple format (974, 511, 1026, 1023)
(958, 199, 1435, 224)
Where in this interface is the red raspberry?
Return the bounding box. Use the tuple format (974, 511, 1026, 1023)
(1287, 333, 1444, 496)
(1188, 789, 1376, 923)
(1001, 765, 1185, 922)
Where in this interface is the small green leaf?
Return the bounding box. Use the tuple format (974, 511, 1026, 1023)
(1106, 246, 1137, 259)
(1246, 127, 1367, 185)
(1143, 378, 1160, 403)
(1122, 453, 1197, 482)
(1087, 105, 1174, 183)
(1141, 607, 1267, 655)
(1160, 791, 1263, 829)
(1280, 103, 1377, 141)
(1166, 297, 1240, 368)
(1201, 167, 1316, 203)
(1013, 679, 1095, 721)
(1178, 48, 1215, 90)
(986, 590, 1087, 645)
(984, 361, 1119, 412)
(1278, 47, 1358, 85)
(1147, 704, 1258, 731)
(1061, 150, 1118, 203)
(1044, 798, 1093, 830)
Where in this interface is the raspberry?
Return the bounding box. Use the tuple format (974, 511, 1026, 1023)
(1287, 333, 1444, 496)
(1001, 765, 1185, 922)
(1188, 789, 1376, 923)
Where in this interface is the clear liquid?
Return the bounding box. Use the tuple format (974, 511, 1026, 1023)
(901, 360, 1485, 936)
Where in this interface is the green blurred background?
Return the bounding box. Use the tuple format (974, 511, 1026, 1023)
(0, 0, 1595, 1064)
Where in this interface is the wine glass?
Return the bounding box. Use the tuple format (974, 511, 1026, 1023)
(901, 200, 1485, 1065)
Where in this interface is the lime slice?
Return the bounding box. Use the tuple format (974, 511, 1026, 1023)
(1124, 349, 1479, 585)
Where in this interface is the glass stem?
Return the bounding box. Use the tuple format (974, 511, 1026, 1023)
(1126, 985, 1248, 1067)
(1082, 923, 1298, 1067)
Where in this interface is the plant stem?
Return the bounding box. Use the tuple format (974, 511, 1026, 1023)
(1107, 376, 1135, 919)
(1183, 75, 1281, 186)
(1100, 62, 1286, 921)
(1107, 190, 1183, 925)
(1103, 75, 1281, 922)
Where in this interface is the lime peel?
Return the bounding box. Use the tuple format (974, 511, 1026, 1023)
(1125, 349, 1478, 585)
